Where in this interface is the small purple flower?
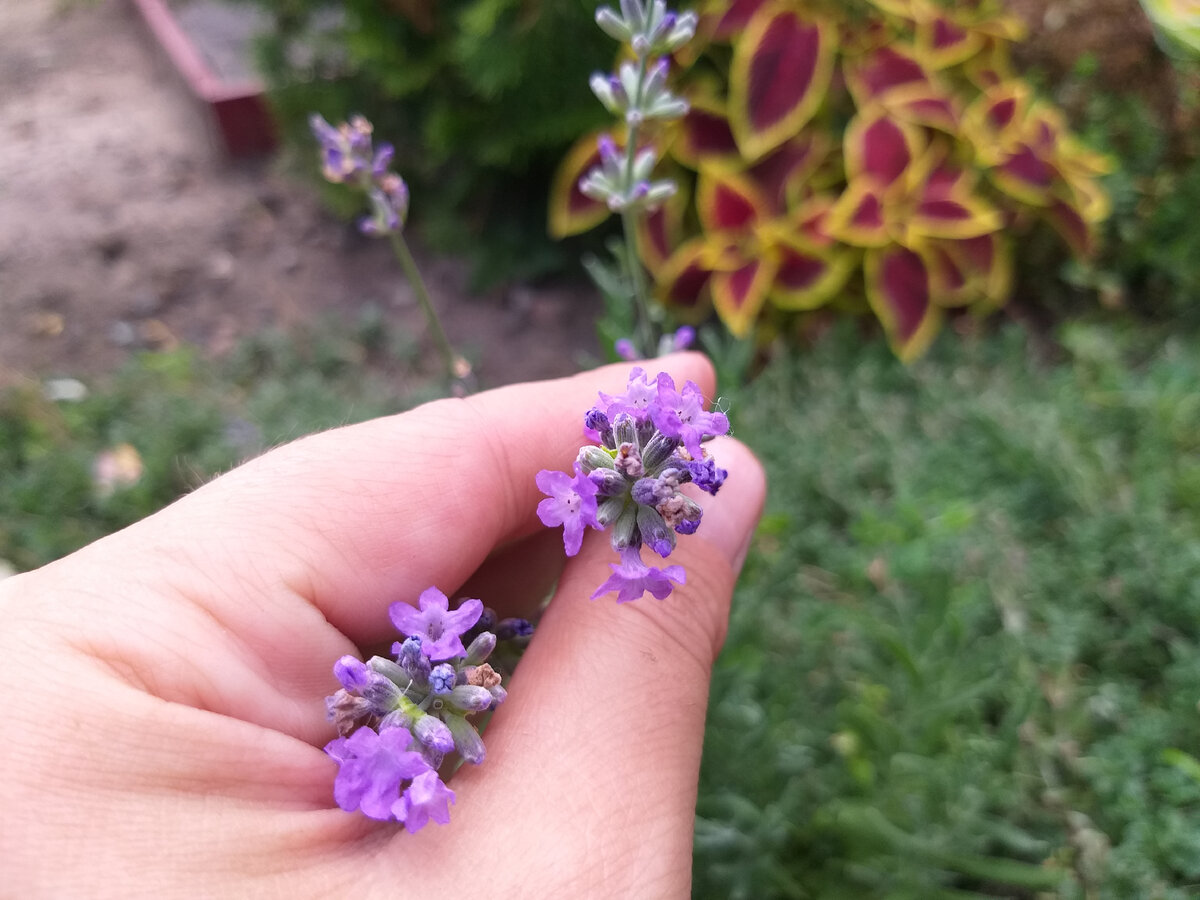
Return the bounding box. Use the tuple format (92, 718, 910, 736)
(650, 373, 730, 459)
(371, 142, 395, 177)
(614, 338, 637, 361)
(389, 587, 484, 661)
(536, 462, 601, 556)
(672, 325, 696, 351)
(325, 725, 432, 821)
(598, 367, 660, 422)
(591, 546, 686, 603)
(686, 456, 727, 495)
(310, 113, 376, 185)
(394, 770, 456, 834)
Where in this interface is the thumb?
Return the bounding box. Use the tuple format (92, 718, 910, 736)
(454, 436, 766, 894)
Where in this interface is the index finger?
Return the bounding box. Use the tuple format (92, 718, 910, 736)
(69, 353, 718, 645)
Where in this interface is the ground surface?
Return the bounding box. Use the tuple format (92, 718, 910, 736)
(0, 0, 599, 390)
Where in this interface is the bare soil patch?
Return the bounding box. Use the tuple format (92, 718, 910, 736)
(0, 0, 599, 389)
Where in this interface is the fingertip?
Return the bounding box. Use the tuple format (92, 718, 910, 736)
(689, 437, 767, 573)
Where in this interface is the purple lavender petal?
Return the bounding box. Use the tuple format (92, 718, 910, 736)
(651, 375, 729, 459)
(325, 725, 431, 821)
(394, 770, 456, 833)
(590, 546, 686, 603)
(536, 463, 601, 556)
(598, 367, 659, 422)
(389, 588, 483, 661)
(686, 456, 727, 495)
(672, 325, 696, 351)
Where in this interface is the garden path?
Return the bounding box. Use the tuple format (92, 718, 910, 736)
(0, 0, 599, 389)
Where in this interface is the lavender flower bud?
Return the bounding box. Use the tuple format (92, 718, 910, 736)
(611, 503, 640, 550)
(657, 493, 703, 532)
(448, 685, 495, 713)
(464, 631, 497, 666)
(637, 504, 676, 557)
(429, 664, 457, 694)
(675, 508, 702, 534)
(487, 684, 508, 705)
(413, 713, 455, 753)
(643, 57, 669, 98)
(632, 477, 663, 506)
(578, 443, 615, 472)
(620, 0, 646, 32)
(590, 468, 628, 497)
(589, 72, 625, 115)
(596, 495, 628, 527)
(333, 655, 371, 691)
(362, 674, 403, 713)
(598, 133, 622, 169)
(595, 6, 632, 41)
(613, 413, 637, 446)
(445, 714, 487, 764)
(391, 638, 432, 683)
(496, 617, 534, 646)
(615, 442, 645, 478)
(326, 690, 373, 736)
(370, 655, 414, 687)
(641, 432, 679, 472)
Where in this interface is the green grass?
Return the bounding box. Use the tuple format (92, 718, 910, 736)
(0, 308, 437, 571)
(696, 322, 1200, 898)
(5, 314, 1200, 896)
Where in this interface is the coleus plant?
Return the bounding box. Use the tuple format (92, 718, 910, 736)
(551, 0, 1112, 360)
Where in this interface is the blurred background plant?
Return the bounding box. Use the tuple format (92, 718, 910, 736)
(0, 308, 434, 572)
(246, 0, 615, 288)
(553, 0, 1112, 361)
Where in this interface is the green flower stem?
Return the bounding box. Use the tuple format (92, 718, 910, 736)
(388, 231, 465, 381)
(621, 208, 655, 353)
(621, 55, 656, 355)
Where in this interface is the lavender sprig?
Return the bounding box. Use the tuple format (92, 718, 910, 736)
(537, 368, 729, 602)
(309, 114, 471, 386)
(582, 1, 696, 358)
(324, 586, 530, 830)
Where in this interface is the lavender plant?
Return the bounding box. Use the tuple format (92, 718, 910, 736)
(537, 367, 729, 602)
(309, 115, 471, 386)
(580, 1, 697, 358)
(323, 586, 530, 830)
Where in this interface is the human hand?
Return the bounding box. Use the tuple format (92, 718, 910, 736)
(0, 355, 765, 898)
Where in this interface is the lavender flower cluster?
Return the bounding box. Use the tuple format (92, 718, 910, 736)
(537, 368, 729, 602)
(579, 1, 696, 215)
(324, 587, 530, 831)
(309, 113, 409, 236)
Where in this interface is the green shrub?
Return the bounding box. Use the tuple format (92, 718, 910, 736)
(697, 322, 1200, 896)
(1061, 60, 1200, 325)
(251, 0, 615, 286)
